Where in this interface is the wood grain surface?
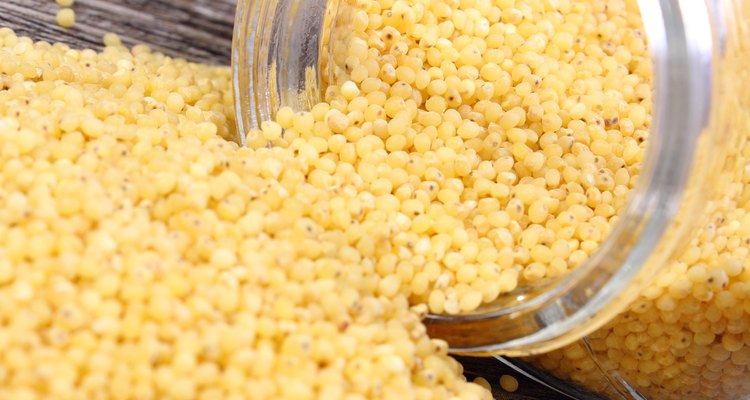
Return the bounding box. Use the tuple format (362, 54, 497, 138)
(0, 0, 236, 64)
(0, 1, 583, 399)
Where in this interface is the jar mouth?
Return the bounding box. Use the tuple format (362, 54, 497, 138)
(232, 0, 725, 355)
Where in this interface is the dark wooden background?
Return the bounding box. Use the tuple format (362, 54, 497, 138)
(0, 0, 236, 65)
(0, 1, 575, 398)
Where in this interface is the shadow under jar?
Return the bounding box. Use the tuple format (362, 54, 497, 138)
(232, 0, 750, 398)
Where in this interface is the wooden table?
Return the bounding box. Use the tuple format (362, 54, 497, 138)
(0, 1, 578, 399)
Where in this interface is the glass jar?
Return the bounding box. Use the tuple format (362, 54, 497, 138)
(232, 0, 750, 398)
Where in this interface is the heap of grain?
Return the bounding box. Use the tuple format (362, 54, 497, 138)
(0, 0, 656, 398)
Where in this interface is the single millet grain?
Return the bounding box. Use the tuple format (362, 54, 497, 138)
(499, 374, 519, 393)
(55, 8, 76, 28)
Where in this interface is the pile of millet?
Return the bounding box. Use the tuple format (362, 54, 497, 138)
(3, 0, 722, 398)
(0, 27, 489, 399)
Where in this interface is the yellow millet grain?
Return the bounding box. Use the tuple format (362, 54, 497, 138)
(472, 376, 491, 391)
(0, 27, 489, 400)
(102, 32, 122, 47)
(251, 0, 651, 314)
(56, 8, 76, 28)
(56, 0, 75, 6)
(499, 374, 519, 393)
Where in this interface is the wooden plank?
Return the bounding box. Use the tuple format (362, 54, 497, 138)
(0, 1, 580, 399)
(0, 0, 236, 64)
